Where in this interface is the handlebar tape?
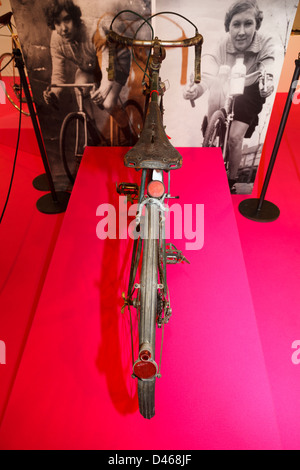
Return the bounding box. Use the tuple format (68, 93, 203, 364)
(107, 41, 116, 81)
(190, 42, 202, 107)
(194, 42, 202, 84)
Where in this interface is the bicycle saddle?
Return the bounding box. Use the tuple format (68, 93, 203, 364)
(0, 12, 13, 26)
(124, 101, 182, 171)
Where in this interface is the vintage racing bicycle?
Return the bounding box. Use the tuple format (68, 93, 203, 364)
(106, 10, 203, 419)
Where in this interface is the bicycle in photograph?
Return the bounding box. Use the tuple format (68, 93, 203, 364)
(0, 11, 32, 116)
(107, 10, 203, 419)
(202, 62, 268, 172)
(48, 83, 144, 185)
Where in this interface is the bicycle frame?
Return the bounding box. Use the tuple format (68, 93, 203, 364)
(50, 83, 94, 111)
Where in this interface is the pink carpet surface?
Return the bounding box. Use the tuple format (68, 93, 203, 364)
(0, 145, 282, 449)
(0, 89, 65, 424)
(0, 139, 65, 426)
(231, 92, 300, 450)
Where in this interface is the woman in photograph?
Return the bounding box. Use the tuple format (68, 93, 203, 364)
(43, 0, 132, 142)
(183, 0, 275, 192)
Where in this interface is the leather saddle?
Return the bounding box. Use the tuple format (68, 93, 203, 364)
(124, 101, 182, 171)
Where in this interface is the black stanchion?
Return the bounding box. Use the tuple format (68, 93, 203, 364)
(14, 49, 70, 213)
(239, 54, 300, 222)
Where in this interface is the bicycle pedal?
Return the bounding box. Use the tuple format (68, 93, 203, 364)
(116, 182, 139, 203)
(166, 244, 190, 264)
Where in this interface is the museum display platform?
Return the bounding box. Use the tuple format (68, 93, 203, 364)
(1, 89, 300, 449)
(0, 145, 282, 449)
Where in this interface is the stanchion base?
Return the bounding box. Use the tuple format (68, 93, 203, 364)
(32, 173, 50, 191)
(238, 198, 280, 222)
(36, 191, 70, 214)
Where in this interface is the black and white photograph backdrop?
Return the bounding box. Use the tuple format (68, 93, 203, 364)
(152, 0, 298, 194)
(9, 0, 298, 193)
(9, 0, 151, 188)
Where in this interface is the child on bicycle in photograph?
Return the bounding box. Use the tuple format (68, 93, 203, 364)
(183, 0, 275, 192)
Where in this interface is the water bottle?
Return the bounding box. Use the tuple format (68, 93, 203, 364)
(230, 55, 246, 96)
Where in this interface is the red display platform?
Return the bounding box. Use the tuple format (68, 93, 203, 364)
(0, 141, 65, 422)
(0, 147, 281, 450)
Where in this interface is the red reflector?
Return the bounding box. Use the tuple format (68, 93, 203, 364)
(133, 360, 157, 380)
(147, 180, 165, 198)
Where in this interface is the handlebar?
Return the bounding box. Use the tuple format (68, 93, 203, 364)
(50, 83, 94, 88)
(245, 70, 264, 80)
(244, 69, 268, 92)
(106, 26, 203, 85)
(106, 29, 203, 49)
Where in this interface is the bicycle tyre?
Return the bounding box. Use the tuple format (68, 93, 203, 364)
(138, 379, 155, 419)
(0, 52, 30, 116)
(202, 109, 226, 149)
(137, 203, 159, 419)
(60, 112, 86, 185)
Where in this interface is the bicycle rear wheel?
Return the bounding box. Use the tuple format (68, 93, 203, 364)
(138, 379, 156, 419)
(134, 203, 159, 419)
(60, 112, 86, 185)
(0, 52, 30, 116)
